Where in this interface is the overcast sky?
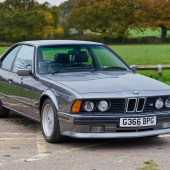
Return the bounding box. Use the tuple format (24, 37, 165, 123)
(37, 0, 67, 6)
(0, 0, 68, 6)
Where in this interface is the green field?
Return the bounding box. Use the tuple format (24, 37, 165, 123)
(111, 44, 170, 85)
(128, 28, 170, 38)
(0, 47, 8, 55)
(138, 69, 170, 85)
(0, 45, 170, 84)
(111, 44, 170, 65)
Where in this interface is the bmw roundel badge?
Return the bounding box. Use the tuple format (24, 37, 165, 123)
(133, 91, 139, 95)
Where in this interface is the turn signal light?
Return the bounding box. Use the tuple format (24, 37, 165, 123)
(71, 100, 82, 113)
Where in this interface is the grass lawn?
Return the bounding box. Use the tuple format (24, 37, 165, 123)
(138, 70, 170, 85)
(0, 44, 170, 84)
(128, 28, 170, 38)
(0, 47, 8, 55)
(111, 44, 170, 84)
(110, 44, 170, 65)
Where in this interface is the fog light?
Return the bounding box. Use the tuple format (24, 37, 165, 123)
(165, 98, 170, 108)
(91, 126, 104, 133)
(155, 98, 164, 109)
(162, 122, 170, 129)
(98, 100, 109, 112)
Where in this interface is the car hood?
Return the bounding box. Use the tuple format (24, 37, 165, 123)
(42, 72, 170, 94)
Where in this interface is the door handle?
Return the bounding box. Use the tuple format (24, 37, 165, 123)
(8, 79, 13, 84)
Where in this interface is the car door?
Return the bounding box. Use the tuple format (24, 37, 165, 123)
(0, 45, 22, 106)
(8, 45, 38, 119)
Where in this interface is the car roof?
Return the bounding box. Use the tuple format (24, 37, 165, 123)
(18, 40, 102, 47)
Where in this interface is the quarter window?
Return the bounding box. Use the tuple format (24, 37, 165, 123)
(13, 45, 34, 72)
(1, 46, 21, 71)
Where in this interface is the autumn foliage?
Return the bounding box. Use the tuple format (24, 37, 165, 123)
(69, 0, 170, 39)
(136, 0, 170, 38)
(0, 0, 170, 42)
(0, 0, 61, 42)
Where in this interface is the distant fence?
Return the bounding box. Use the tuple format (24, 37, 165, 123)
(138, 65, 170, 77)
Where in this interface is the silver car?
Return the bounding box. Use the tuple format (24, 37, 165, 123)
(0, 40, 170, 143)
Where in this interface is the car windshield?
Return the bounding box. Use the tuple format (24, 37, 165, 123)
(37, 45, 128, 74)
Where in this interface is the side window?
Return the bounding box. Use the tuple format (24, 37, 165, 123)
(13, 45, 34, 73)
(1, 46, 21, 71)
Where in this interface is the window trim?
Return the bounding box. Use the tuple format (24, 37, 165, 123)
(35, 44, 130, 75)
(11, 44, 36, 74)
(0, 45, 22, 72)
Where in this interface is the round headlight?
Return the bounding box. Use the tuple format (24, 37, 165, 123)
(155, 98, 164, 109)
(165, 98, 170, 108)
(98, 100, 109, 112)
(84, 101, 95, 112)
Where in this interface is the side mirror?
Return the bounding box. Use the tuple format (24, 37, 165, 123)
(17, 69, 31, 76)
(130, 65, 138, 73)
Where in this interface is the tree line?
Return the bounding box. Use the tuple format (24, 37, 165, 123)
(69, 0, 170, 40)
(0, 0, 170, 43)
(0, 0, 59, 42)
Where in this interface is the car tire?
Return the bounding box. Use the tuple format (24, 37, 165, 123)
(0, 101, 9, 118)
(41, 98, 66, 143)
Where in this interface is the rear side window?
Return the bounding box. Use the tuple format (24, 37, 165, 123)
(1, 46, 21, 71)
(12, 45, 34, 73)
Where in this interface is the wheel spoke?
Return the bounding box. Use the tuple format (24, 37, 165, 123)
(42, 104, 54, 137)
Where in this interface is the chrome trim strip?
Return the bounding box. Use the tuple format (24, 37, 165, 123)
(0, 93, 37, 108)
(126, 98, 137, 112)
(136, 97, 146, 112)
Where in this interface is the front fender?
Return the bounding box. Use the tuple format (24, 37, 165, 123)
(40, 89, 59, 111)
(39, 89, 76, 114)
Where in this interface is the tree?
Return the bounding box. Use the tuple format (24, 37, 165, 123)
(58, 0, 77, 26)
(0, 0, 59, 42)
(135, 0, 170, 38)
(69, 0, 140, 39)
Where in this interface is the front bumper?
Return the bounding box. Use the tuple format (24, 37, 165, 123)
(58, 111, 170, 138)
(62, 129, 170, 138)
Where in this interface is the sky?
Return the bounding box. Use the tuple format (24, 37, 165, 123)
(37, 0, 67, 6)
(0, 0, 68, 6)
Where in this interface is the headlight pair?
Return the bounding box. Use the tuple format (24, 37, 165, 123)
(155, 98, 170, 109)
(84, 100, 109, 112)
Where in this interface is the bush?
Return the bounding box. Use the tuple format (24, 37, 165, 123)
(0, 42, 12, 47)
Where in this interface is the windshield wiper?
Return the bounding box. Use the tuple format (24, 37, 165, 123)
(65, 67, 90, 71)
(91, 67, 127, 72)
(90, 68, 100, 73)
(100, 67, 127, 71)
(52, 67, 127, 74)
(52, 70, 64, 75)
(52, 67, 91, 74)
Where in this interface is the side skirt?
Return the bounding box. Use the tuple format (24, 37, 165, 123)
(3, 105, 41, 123)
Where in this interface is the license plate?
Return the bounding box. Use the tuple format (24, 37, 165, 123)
(119, 116, 157, 127)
